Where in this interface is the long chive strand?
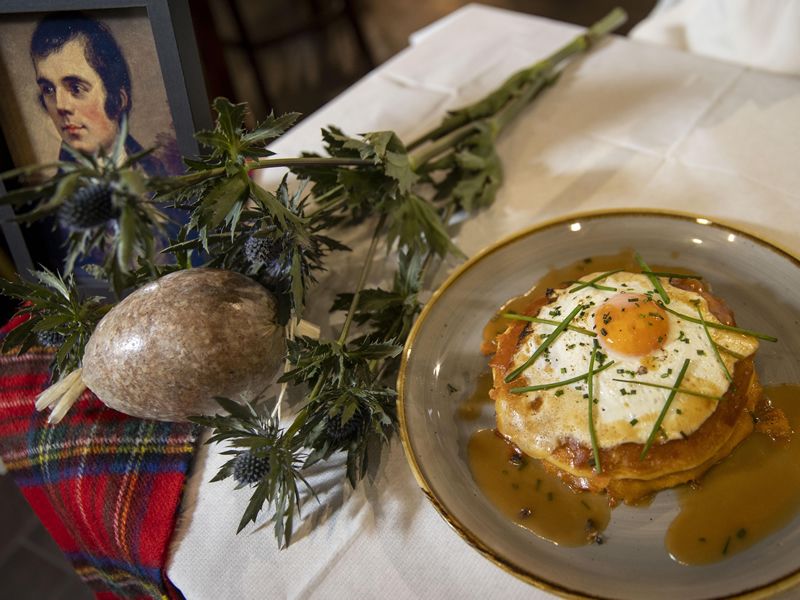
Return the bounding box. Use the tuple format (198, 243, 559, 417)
(503, 303, 584, 383)
(510, 361, 616, 394)
(641, 359, 691, 459)
(635, 252, 670, 305)
(501, 312, 596, 337)
(587, 345, 602, 473)
(610, 378, 723, 401)
(696, 307, 733, 382)
(659, 303, 777, 342)
(568, 269, 623, 293)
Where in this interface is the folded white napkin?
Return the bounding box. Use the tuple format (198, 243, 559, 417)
(631, 0, 800, 75)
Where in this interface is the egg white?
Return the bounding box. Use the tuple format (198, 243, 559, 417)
(509, 272, 759, 451)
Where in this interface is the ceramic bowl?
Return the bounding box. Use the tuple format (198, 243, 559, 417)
(398, 210, 800, 599)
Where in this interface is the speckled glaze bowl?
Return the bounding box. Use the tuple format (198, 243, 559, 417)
(398, 211, 800, 599)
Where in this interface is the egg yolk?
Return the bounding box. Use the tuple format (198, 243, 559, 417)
(595, 293, 669, 357)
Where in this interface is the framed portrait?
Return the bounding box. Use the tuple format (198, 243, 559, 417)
(0, 0, 211, 291)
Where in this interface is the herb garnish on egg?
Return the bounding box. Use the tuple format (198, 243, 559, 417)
(658, 302, 778, 342)
(695, 304, 733, 382)
(587, 343, 602, 473)
(568, 269, 623, 293)
(641, 359, 691, 459)
(635, 252, 671, 305)
(504, 303, 584, 383)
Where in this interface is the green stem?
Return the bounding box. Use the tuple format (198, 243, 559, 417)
(418, 151, 457, 174)
(488, 73, 551, 137)
(310, 184, 344, 205)
(307, 185, 346, 220)
(371, 203, 457, 382)
(169, 157, 372, 188)
(338, 213, 388, 345)
(410, 122, 481, 168)
(405, 7, 627, 150)
(283, 374, 327, 441)
(308, 375, 326, 402)
(421, 204, 457, 274)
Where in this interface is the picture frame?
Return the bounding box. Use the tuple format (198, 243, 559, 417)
(0, 0, 211, 286)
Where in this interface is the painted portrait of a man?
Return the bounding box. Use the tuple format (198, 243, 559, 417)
(0, 8, 184, 179)
(30, 12, 174, 177)
(0, 8, 189, 286)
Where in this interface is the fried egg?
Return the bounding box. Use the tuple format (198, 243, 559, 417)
(503, 272, 758, 455)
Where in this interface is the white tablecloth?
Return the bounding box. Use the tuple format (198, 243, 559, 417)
(167, 5, 800, 598)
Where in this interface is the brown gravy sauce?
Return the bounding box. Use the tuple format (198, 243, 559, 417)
(666, 384, 800, 565)
(467, 252, 799, 561)
(468, 429, 611, 546)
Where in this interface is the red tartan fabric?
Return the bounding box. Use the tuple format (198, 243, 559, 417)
(0, 315, 199, 599)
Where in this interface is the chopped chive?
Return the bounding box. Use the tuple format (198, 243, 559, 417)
(568, 269, 624, 293)
(641, 359, 691, 459)
(696, 306, 733, 383)
(635, 252, 670, 305)
(629, 418, 638, 426)
(587, 345, 602, 473)
(566, 281, 617, 292)
(500, 313, 596, 337)
(504, 304, 584, 383)
(657, 303, 777, 342)
(612, 379, 725, 400)
(510, 361, 616, 394)
(554, 389, 565, 397)
(648, 271, 703, 280)
(722, 536, 731, 555)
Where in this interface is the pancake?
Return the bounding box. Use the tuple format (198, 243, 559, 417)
(488, 271, 766, 504)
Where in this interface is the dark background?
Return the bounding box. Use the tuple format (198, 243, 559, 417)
(191, 0, 656, 120)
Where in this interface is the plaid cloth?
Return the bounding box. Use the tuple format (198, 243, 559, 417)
(0, 315, 200, 600)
